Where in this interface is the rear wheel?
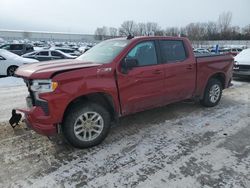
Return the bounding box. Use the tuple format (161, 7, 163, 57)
(200, 78, 222, 107)
(62, 102, 111, 149)
(7, 66, 18, 76)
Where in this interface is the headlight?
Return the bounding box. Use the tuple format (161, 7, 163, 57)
(30, 79, 58, 93)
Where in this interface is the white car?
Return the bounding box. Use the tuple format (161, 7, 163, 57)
(50, 47, 81, 56)
(193, 48, 210, 54)
(233, 48, 250, 78)
(0, 49, 38, 76)
(22, 49, 77, 61)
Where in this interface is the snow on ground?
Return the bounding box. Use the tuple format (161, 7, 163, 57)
(0, 76, 25, 87)
(0, 78, 249, 188)
(0, 77, 27, 122)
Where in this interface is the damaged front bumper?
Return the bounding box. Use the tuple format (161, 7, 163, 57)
(17, 106, 57, 136)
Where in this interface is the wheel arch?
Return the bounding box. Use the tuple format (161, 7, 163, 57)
(7, 65, 19, 76)
(200, 72, 226, 100)
(63, 92, 118, 123)
(208, 72, 226, 89)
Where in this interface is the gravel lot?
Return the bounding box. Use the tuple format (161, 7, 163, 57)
(0, 78, 249, 188)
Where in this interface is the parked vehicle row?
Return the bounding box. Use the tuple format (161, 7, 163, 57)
(210, 47, 243, 56)
(194, 46, 244, 56)
(50, 47, 82, 56)
(0, 40, 96, 56)
(22, 50, 77, 61)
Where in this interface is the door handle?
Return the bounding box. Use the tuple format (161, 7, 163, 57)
(152, 70, 163, 74)
(186, 64, 193, 70)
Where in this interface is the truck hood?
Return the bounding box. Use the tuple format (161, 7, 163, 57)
(15, 59, 101, 79)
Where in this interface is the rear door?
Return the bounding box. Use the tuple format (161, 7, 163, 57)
(158, 40, 196, 103)
(117, 40, 165, 115)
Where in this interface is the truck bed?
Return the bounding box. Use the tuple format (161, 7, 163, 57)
(195, 53, 233, 64)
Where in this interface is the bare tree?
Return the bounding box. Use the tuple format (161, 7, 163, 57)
(185, 23, 206, 41)
(218, 11, 232, 34)
(179, 27, 187, 37)
(137, 23, 146, 36)
(154, 29, 165, 36)
(136, 22, 162, 36)
(205, 21, 219, 39)
(242, 25, 250, 39)
(94, 26, 108, 40)
(145, 22, 160, 36)
(93, 11, 250, 41)
(243, 25, 250, 35)
(109, 27, 118, 38)
(165, 27, 179, 36)
(119, 20, 137, 36)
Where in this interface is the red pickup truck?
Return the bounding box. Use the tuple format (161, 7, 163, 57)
(15, 36, 234, 148)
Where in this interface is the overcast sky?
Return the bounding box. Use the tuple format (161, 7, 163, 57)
(0, 0, 249, 34)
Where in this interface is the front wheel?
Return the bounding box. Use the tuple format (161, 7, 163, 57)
(200, 78, 222, 107)
(62, 102, 111, 149)
(7, 66, 18, 76)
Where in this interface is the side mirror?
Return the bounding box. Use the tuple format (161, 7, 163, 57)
(122, 58, 138, 72)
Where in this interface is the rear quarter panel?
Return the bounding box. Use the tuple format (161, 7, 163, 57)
(195, 54, 234, 98)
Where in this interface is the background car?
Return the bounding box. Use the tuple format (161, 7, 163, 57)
(50, 47, 81, 56)
(22, 49, 77, 61)
(0, 49, 38, 76)
(230, 48, 243, 56)
(0, 43, 34, 55)
(193, 48, 210, 54)
(233, 48, 250, 78)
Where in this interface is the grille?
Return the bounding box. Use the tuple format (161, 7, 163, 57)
(234, 65, 250, 71)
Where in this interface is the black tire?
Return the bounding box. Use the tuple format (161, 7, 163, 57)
(62, 102, 111, 149)
(200, 78, 222, 107)
(7, 66, 18, 76)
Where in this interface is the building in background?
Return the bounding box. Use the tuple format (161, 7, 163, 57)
(0, 29, 96, 42)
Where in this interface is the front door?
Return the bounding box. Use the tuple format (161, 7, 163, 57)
(117, 41, 165, 115)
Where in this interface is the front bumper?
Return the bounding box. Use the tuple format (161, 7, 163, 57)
(17, 107, 57, 136)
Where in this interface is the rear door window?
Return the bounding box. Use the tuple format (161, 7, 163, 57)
(159, 40, 187, 63)
(37, 51, 49, 56)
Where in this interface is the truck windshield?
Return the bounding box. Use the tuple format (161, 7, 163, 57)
(77, 39, 130, 64)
